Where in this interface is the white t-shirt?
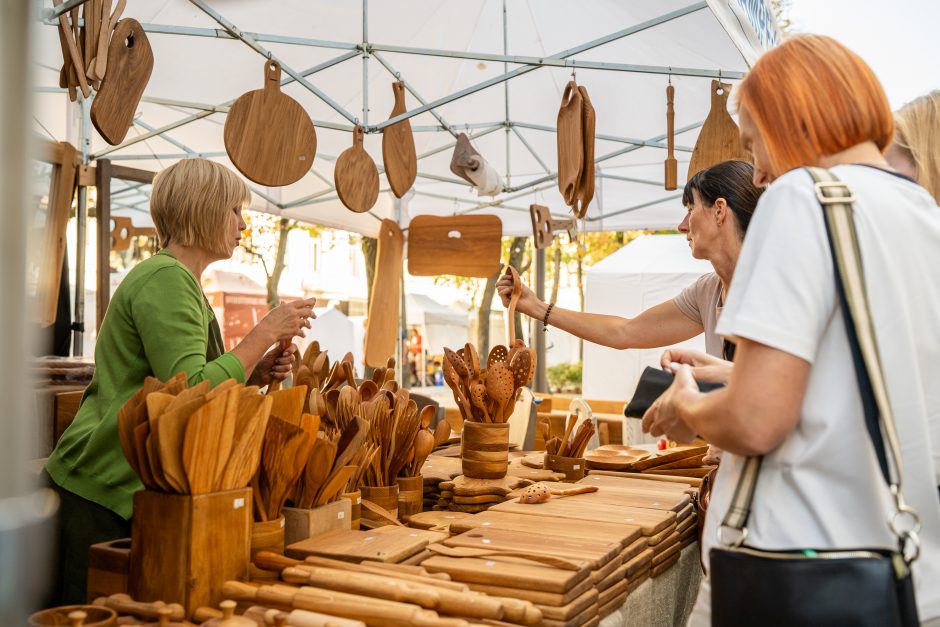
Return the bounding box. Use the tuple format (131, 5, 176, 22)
(698, 165, 940, 622)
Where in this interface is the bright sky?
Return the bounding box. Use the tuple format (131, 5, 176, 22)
(786, 0, 940, 109)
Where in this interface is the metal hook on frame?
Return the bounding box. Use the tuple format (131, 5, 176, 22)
(667, 66, 672, 85)
(570, 62, 577, 83)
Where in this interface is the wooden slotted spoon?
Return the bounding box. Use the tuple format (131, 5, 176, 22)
(469, 382, 492, 423)
(487, 344, 509, 367)
(484, 362, 515, 423)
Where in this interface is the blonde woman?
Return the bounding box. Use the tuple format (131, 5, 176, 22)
(45, 158, 317, 603)
(885, 90, 940, 204)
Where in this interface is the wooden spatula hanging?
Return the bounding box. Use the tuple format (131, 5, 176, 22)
(665, 83, 678, 190)
(363, 219, 403, 367)
(556, 81, 584, 207)
(687, 80, 751, 179)
(381, 81, 417, 198)
(224, 60, 316, 186)
(335, 125, 379, 213)
(90, 18, 153, 144)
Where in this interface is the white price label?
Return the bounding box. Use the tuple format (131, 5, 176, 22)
(338, 512, 346, 520)
(233, 498, 245, 510)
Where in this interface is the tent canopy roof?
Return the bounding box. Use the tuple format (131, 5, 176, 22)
(36, 0, 779, 236)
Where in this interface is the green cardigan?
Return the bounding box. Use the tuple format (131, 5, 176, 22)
(46, 249, 246, 519)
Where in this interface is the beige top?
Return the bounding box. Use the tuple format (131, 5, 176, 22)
(671, 272, 724, 357)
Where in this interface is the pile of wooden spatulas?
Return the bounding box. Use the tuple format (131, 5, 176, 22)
(541, 415, 594, 458)
(443, 341, 535, 423)
(118, 374, 271, 495)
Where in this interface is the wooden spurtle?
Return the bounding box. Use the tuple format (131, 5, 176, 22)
(665, 83, 678, 190)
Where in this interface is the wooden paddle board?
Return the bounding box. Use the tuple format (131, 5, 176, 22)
(90, 18, 153, 145)
(421, 555, 589, 593)
(381, 81, 417, 198)
(335, 125, 379, 213)
(406, 215, 502, 278)
(448, 510, 641, 549)
(364, 219, 403, 368)
(286, 527, 444, 564)
(687, 80, 750, 179)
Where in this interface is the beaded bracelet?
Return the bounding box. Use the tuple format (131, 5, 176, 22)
(542, 302, 555, 331)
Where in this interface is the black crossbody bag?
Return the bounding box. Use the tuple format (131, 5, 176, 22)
(709, 168, 922, 626)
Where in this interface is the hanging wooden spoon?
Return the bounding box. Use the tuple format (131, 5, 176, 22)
(505, 266, 523, 346)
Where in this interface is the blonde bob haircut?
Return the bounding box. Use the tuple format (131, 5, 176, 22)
(894, 90, 940, 204)
(737, 34, 893, 178)
(150, 158, 251, 256)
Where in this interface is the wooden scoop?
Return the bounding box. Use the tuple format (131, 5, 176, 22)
(508, 347, 531, 390)
(335, 125, 379, 213)
(505, 267, 522, 346)
(426, 544, 582, 571)
(411, 428, 435, 475)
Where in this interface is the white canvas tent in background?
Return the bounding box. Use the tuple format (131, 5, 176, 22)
(35, 0, 778, 237)
(582, 234, 712, 444)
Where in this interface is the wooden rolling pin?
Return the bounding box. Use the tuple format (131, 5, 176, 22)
(93, 593, 185, 621)
(248, 605, 367, 627)
(281, 566, 505, 622)
(223, 581, 469, 627)
(254, 551, 467, 592)
(255, 552, 540, 626)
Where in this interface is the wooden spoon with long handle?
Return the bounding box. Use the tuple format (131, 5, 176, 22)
(506, 266, 522, 346)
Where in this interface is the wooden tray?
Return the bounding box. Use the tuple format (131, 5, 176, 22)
(448, 510, 642, 550)
(465, 577, 594, 607)
(491, 496, 676, 536)
(421, 555, 589, 593)
(285, 527, 445, 564)
(625, 445, 708, 472)
(528, 480, 690, 512)
(584, 445, 650, 471)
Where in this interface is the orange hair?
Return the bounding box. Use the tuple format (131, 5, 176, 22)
(737, 35, 893, 177)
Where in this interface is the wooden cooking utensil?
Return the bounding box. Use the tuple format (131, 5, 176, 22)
(487, 344, 509, 367)
(223, 60, 316, 186)
(269, 386, 308, 426)
(301, 438, 336, 509)
(53, 0, 90, 98)
(364, 219, 403, 367)
(155, 397, 205, 493)
(687, 80, 750, 179)
(411, 428, 435, 475)
(484, 362, 515, 423)
(433, 420, 451, 448)
(574, 84, 595, 218)
(443, 359, 473, 422)
(335, 125, 379, 213)
(469, 382, 492, 423)
(315, 465, 357, 506)
(464, 343, 481, 383)
(556, 81, 583, 206)
(219, 393, 272, 490)
(664, 83, 678, 190)
(559, 414, 577, 457)
(407, 215, 503, 278)
(381, 81, 417, 198)
(90, 18, 153, 144)
(260, 417, 312, 520)
(505, 267, 522, 346)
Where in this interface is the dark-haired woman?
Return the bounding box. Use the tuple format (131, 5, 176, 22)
(497, 160, 762, 360)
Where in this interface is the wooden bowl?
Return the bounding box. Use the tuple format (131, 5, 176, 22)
(584, 445, 651, 470)
(29, 606, 117, 627)
(543, 453, 586, 482)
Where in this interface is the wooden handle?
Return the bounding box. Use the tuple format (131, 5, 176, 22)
(425, 544, 582, 571)
(265, 60, 283, 92)
(94, 594, 186, 621)
(548, 485, 597, 497)
(192, 607, 224, 622)
(54, 0, 91, 97)
(506, 266, 521, 346)
(393, 81, 406, 106)
(282, 566, 442, 610)
(665, 83, 677, 191)
(265, 608, 367, 627)
(352, 125, 364, 148)
(254, 550, 302, 572)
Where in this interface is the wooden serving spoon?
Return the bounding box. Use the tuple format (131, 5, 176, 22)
(484, 362, 515, 423)
(469, 382, 492, 423)
(506, 266, 523, 345)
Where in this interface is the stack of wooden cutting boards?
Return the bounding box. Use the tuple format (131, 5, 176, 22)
(420, 456, 462, 512)
(436, 475, 534, 514)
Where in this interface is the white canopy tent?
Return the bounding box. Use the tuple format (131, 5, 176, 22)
(35, 0, 779, 236)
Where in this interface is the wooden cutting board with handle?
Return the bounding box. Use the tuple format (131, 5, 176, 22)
(364, 219, 404, 368)
(556, 81, 583, 206)
(445, 528, 620, 569)
(90, 18, 152, 145)
(448, 510, 641, 550)
(687, 80, 750, 179)
(421, 555, 588, 594)
(406, 215, 502, 278)
(527, 480, 690, 512)
(286, 527, 444, 564)
(224, 60, 316, 186)
(382, 81, 417, 198)
(335, 125, 379, 213)
(491, 496, 675, 536)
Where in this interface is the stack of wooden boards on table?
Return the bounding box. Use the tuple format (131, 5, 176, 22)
(586, 444, 714, 479)
(417, 473, 698, 625)
(435, 475, 533, 514)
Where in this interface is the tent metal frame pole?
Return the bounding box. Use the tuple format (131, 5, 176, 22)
(509, 125, 552, 175)
(502, 0, 510, 189)
(46, 0, 92, 19)
(135, 23, 359, 50)
(92, 50, 359, 158)
(361, 0, 369, 128)
(586, 193, 684, 222)
(188, 0, 360, 124)
(371, 52, 459, 139)
(456, 182, 560, 215)
(510, 120, 694, 152)
(599, 173, 667, 187)
(370, 2, 709, 132)
(409, 189, 531, 213)
(415, 124, 503, 161)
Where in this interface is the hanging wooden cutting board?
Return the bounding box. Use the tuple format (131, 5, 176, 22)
(381, 81, 417, 198)
(90, 18, 152, 145)
(687, 80, 750, 179)
(364, 219, 404, 368)
(335, 125, 379, 213)
(406, 215, 502, 278)
(574, 85, 595, 218)
(224, 60, 316, 186)
(556, 81, 583, 206)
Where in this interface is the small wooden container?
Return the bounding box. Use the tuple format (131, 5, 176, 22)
(129, 488, 251, 615)
(461, 421, 509, 479)
(249, 516, 285, 580)
(87, 539, 130, 601)
(360, 484, 399, 527)
(342, 490, 361, 530)
(29, 606, 117, 627)
(396, 476, 424, 521)
(283, 499, 352, 545)
(544, 453, 586, 482)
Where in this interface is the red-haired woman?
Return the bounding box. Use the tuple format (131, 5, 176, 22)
(642, 35, 940, 625)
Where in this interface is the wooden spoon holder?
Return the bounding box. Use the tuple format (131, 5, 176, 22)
(544, 454, 587, 482)
(361, 484, 399, 527)
(341, 490, 362, 530)
(284, 499, 352, 545)
(129, 488, 251, 615)
(461, 421, 509, 479)
(249, 516, 285, 580)
(396, 475, 424, 522)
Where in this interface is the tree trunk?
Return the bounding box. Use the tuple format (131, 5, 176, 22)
(576, 236, 584, 362)
(267, 218, 292, 309)
(361, 236, 378, 379)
